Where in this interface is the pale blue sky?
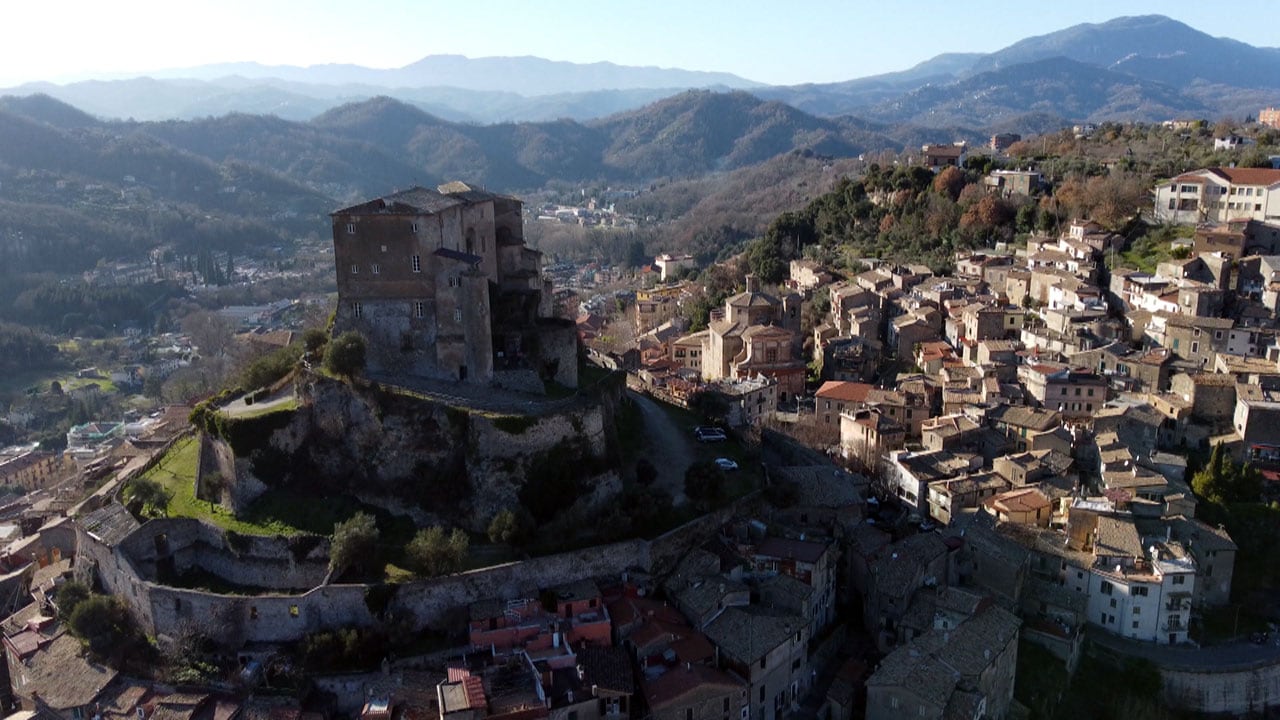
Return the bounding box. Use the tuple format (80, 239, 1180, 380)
(4, 0, 1277, 87)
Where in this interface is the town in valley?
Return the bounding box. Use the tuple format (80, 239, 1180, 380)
(3, 10, 1280, 720)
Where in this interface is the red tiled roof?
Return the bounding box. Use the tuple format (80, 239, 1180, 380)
(1209, 167, 1280, 186)
(669, 632, 716, 665)
(755, 536, 828, 564)
(816, 381, 873, 403)
(643, 665, 742, 710)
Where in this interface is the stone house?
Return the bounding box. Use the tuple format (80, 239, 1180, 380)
(708, 375, 779, 428)
(840, 409, 905, 469)
(926, 471, 1011, 526)
(641, 664, 745, 720)
(863, 532, 952, 637)
(331, 183, 577, 388)
(920, 144, 965, 170)
(983, 487, 1053, 527)
(1070, 342, 1173, 393)
(1161, 515, 1236, 608)
(702, 608, 809, 720)
(1150, 313, 1234, 368)
(4, 631, 118, 720)
(986, 405, 1063, 452)
(815, 381, 872, 437)
(1233, 383, 1280, 462)
(669, 331, 708, 374)
(788, 260, 831, 293)
(888, 314, 940, 360)
(1018, 365, 1107, 418)
(920, 414, 982, 453)
(1169, 372, 1236, 421)
(750, 536, 837, 637)
(880, 450, 981, 513)
(864, 605, 1021, 720)
(864, 388, 930, 438)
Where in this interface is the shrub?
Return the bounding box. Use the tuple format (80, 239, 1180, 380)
(405, 526, 469, 577)
(55, 580, 91, 619)
(487, 509, 531, 545)
(128, 478, 171, 517)
(329, 512, 379, 579)
(68, 594, 149, 663)
(684, 461, 725, 511)
(302, 328, 329, 355)
(324, 331, 367, 377)
(240, 343, 301, 390)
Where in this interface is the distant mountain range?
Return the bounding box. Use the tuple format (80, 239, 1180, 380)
(0, 89, 950, 277)
(3, 15, 1278, 129)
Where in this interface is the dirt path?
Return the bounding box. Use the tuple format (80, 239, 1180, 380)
(628, 391, 693, 506)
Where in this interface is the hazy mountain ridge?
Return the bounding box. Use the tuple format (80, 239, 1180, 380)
(861, 57, 1208, 127)
(138, 54, 763, 94)
(7, 16, 1279, 128)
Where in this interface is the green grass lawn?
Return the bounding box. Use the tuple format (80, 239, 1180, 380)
(223, 396, 300, 419)
(0, 368, 119, 397)
(133, 436, 416, 540)
(132, 436, 515, 584)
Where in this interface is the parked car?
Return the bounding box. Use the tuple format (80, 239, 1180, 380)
(695, 426, 727, 442)
(715, 458, 739, 471)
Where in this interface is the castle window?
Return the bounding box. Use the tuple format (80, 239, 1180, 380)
(352, 302, 363, 319)
(250, 606, 258, 620)
(381, 245, 387, 253)
(411, 222, 419, 234)
(371, 264, 380, 275)
(415, 301, 425, 319)
(412, 255, 421, 273)
(351, 264, 358, 275)
(346, 223, 355, 234)
(290, 605, 300, 618)
(454, 309, 462, 322)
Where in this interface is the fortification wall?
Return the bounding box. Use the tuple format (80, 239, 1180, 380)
(1091, 627, 1280, 715)
(118, 518, 328, 591)
(124, 534, 647, 647)
(1162, 660, 1280, 715)
(390, 538, 649, 632)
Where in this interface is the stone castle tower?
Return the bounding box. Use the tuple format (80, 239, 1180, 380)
(330, 182, 576, 389)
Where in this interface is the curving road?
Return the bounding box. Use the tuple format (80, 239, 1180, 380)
(1087, 625, 1280, 670)
(627, 391, 693, 506)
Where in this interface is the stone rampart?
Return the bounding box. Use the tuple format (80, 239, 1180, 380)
(1162, 662, 1280, 715)
(118, 518, 329, 592)
(1089, 627, 1280, 715)
(390, 538, 649, 633)
(83, 505, 647, 648)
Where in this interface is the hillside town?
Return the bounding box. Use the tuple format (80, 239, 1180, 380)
(3, 111, 1280, 720)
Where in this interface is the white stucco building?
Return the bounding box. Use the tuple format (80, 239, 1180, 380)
(1153, 167, 1280, 225)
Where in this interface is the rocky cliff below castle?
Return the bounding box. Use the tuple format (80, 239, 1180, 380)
(196, 374, 626, 532)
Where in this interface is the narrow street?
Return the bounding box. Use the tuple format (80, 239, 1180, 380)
(627, 391, 693, 505)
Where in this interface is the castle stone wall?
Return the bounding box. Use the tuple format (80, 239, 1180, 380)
(117, 518, 329, 592)
(1162, 660, 1280, 715)
(110, 527, 647, 647)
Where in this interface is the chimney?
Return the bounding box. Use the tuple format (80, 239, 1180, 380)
(745, 274, 758, 293)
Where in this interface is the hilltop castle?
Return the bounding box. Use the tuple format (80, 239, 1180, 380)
(331, 182, 576, 390)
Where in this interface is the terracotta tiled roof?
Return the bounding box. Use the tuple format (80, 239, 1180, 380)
(815, 381, 873, 403)
(1207, 167, 1280, 186)
(643, 665, 741, 710)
